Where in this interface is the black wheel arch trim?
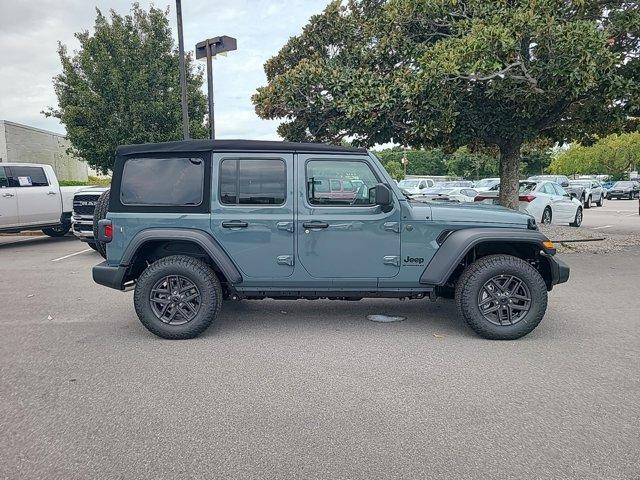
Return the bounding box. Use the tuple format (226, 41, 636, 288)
(121, 228, 243, 285)
(419, 227, 558, 286)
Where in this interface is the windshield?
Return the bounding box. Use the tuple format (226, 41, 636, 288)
(398, 180, 419, 188)
(519, 182, 537, 193)
(424, 188, 454, 194)
(613, 181, 633, 187)
(475, 179, 499, 187)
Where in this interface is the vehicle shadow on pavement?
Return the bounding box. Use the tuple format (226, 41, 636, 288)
(0, 235, 77, 250)
(201, 297, 475, 339)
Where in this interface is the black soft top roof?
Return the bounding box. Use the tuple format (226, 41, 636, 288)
(116, 139, 367, 156)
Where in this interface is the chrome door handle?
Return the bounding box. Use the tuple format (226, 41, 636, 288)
(47, 191, 57, 195)
(1, 192, 14, 197)
(221, 220, 248, 228)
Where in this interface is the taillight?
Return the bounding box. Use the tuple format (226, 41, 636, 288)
(97, 219, 112, 243)
(519, 195, 536, 202)
(104, 223, 113, 240)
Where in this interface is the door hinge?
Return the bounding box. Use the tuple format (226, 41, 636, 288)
(277, 221, 294, 233)
(383, 222, 400, 233)
(383, 256, 400, 267)
(277, 255, 294, 266)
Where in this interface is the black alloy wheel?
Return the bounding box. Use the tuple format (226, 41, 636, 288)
(149, 275, 202, 325)
(477, 275, 532, 326)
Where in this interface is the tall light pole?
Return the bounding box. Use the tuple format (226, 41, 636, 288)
(196, 35, 237, 140)
(175, 0, 189, 140)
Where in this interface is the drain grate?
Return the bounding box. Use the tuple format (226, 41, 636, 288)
(367, 314, 406, 323)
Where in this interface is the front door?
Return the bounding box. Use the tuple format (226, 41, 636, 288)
(8, 165, 60, 225)
(0, 166, 19, 228)
(297, 154, 401, 279)
(211, 153, 294, 278)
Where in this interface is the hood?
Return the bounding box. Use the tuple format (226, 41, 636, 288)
(408, 201, 531, 227)
(77, 185, 110, 194)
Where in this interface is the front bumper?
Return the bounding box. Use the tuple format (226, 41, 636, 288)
(72, 214, 95, 241)
(93, 262, 127, 290)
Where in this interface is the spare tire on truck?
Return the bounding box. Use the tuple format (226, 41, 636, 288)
(92, 190, 110, 259)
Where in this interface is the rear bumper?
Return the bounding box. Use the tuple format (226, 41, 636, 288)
(93, 262, 127, 290)
(546, 254, 570, 288)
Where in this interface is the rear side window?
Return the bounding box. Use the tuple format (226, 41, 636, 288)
(121, 157, 204, 206)
(219, 159, 286, 205)
(8, 166, 49, 187)
(0, 167, 8, 188)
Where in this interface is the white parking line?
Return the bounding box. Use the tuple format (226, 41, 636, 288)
(592, 225, 613, 230)
(51, 248, 92, 262)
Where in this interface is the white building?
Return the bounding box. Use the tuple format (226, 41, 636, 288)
(0, 120, 89, 181)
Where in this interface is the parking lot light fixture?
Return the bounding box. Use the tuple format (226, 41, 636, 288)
(195, 35, 237, 140)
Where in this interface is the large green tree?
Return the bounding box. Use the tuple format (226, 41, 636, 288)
(549, 131, 640, 178)
(44, 4, 208, 174)
(253, 0, 639, 208)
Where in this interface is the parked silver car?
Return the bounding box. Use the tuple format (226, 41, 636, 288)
(567, 180, 605, 208)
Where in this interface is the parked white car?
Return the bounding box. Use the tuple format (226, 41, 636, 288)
(474, 180, 583, 227)
(397, 177, 435, 194)
(414, 186, 479, 203)
(0, 163, 83, 236)
(474, 178, 500, 192)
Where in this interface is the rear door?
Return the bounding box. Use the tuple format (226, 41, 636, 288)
(211, 153, 294, 278)
(551, 183, 575, 222)
(0, 166, 19, 228)
(8, 165, 61, 225)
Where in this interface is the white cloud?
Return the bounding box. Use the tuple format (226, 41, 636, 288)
(0, 0, 328, 138)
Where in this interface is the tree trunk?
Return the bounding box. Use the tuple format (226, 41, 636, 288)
(498, 142, 522, 210)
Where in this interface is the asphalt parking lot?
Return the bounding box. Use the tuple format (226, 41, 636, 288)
(581, 198, 639, 234)
(1, 233, 639, 480)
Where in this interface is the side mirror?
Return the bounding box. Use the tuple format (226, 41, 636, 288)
(561, 181, 569, 187)
(419, 184, 426, 189)
(370, 183, 392, 206)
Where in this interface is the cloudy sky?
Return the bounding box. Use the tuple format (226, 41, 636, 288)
(0, 0, 329, 139)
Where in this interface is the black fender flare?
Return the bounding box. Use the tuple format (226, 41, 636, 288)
(122, 228, 242, 284)
(419, 228, 550, 286)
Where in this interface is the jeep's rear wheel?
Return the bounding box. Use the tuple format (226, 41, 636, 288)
(134, 255, 222, 339)
(455, 255, 548, 340)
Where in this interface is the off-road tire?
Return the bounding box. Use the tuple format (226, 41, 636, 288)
(42, 223, 71, 237)
(134, 255, 222, 339)
(87, 242, 99, 252)
(92, 190, 110, 259)
(454, 255, 548, 340)
(570, 207, 583, 227)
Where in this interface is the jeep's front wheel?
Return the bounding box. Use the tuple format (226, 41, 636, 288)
(454, 255, 548, 340)
(134, 255, 222, 339)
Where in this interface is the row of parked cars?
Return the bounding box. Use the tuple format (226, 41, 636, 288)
(397, 175, 639, 227)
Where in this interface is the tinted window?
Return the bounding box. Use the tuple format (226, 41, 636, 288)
(121, 157, 204, 206)
(552, 183, 567, 196)
(0, 167, 8, 188)
(219, 159, 286, 205)
(9, 166, 49, 187)
(307, 160, 378, 206)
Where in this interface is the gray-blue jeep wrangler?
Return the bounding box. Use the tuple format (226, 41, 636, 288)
(93, 140, 569, 340)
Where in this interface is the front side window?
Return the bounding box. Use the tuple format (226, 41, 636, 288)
(219, 158, 286, 205)
(9, 166, 49, 187)
(121, 157, 204, 206)
(307, 160, 378, 206)
(553, 184, 568, 196)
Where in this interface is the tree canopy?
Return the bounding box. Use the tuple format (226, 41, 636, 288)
(44, 5, 208, 174)
(549, 132, 640, 178)
(253, 0, 639, 207)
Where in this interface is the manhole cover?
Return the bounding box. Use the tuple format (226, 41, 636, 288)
(367, 314, 406, 323)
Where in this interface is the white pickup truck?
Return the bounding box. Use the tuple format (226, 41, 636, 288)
(0, 163, 84, 237)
